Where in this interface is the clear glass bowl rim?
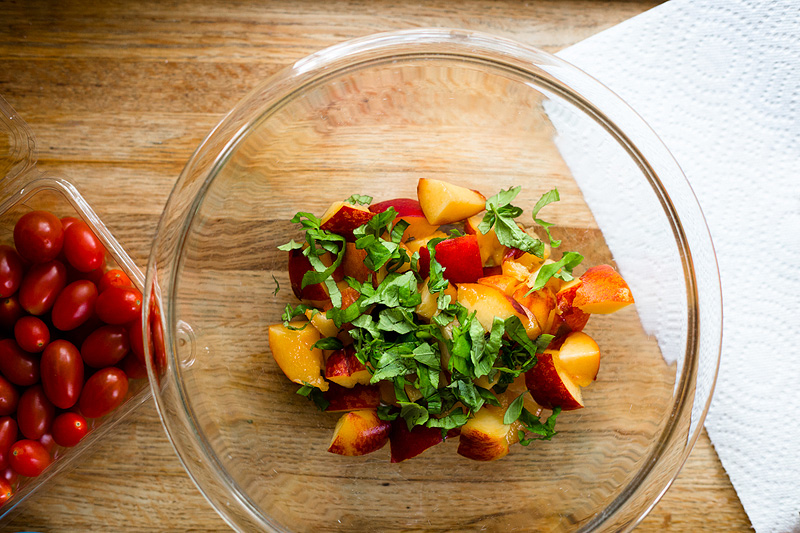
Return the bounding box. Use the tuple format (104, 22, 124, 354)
(144, 28, 723, 532)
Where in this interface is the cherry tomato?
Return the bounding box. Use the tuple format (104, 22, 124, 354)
(1, 467, 17, 487)
(51, 280, 98, 331)
(0, 339, 40, 387)
(0, 478, 11, 504)
(0, 296, 23, 331)
(0, 417, 18, 470)
(59, 216, 81, 233)
(0, 376, 19, 417)
(95, 287, 142, 325)
(62, 221, 104, 273)
(17, 385, 55, 440)
(80, 325, 129, 368)
(79, 367, 128, 418)
(41, 340, 84, 409)
(9, 439, 51, 477)
(14, 316, 50, 353)
(98, 269, 133, 293)
(51, 412, 88, 447)
(38, 432, 57, 455)
(18, 260, 67, 315)
(0, 246, 24, 298)
(119, 352, 147, 380)
(13, 211, 64, 264)
(127, 313, 153, 364)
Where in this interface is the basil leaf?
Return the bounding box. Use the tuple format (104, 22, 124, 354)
(346, 194, 373, 206)
(528, 251, 584, 293)
(503, 391, 527, 424)
(426, 407, 469, 431)
(377, 405, 399, 421)
(399, 402, 429, 430)
(277, 239, 303, 251)
(311, 337, 344, 351)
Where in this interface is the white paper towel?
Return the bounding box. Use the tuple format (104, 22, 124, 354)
(554, 1, 800, 531)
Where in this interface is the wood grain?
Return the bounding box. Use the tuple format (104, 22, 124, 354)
(0, 0, 751, 531)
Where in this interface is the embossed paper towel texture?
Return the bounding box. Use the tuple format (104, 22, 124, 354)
(554, 0, 800, 531)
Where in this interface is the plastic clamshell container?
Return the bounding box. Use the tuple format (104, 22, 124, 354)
(0, 95, 151, 521)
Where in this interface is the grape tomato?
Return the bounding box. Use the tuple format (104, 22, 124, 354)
(0, 417, 18, 470)
(81, 325, 129, 368)
(13, 211, 64, 264)
(0, 296, 23, 331)
(63, 221, 104, 273)
(79, 367, 128, 418)
(14, 316, 50, 353)
(98, 269, 133, 293)
(51, 280, 98, 331)
(0, 377, 19, 417)
(9, 439, 51, 477)
(51, 412, 88, 447)
(41, 340, 84, 409)
(95, 287, 142, 325)
(0, 339, 40, 387)
(0, 246, 23, 298)
(18, 260, 67, 315)
(17, 386, 55, 440)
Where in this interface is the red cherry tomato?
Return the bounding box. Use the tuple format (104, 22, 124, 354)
(13, 211, 64, 264)
(41, 340, 84, 409)
(14, 316, 50, 353)
(98, 269, 133, 293)
(0, 377, 19, 417)
(62, 221, 104, 273)
(1, 467, 18, 487)
(119, 352, 147, 380)
(80, 324, 129, 368)
(59, 216, 81, 233)
(0, 296, 23, 331)
(9, 439, 51, 477)
(18, 260, 67, 315)
(95, 287, 142, 325)
(51, 412, 88, 447)
(79, 367, 128, 418)
(0, 417, 18, 470)
(51, 280, 98, 331)
(0, 339, 40, 387)
(17, 385, 55, 440)
(0, 246, 24, 298)
(38, 432, 57, 454)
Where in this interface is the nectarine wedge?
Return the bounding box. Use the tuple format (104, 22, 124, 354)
(556, 331, 600, 387)
(417, 178, 486, 225)
(328, 409, 391, 456)
(477, 274, 520, 296)
(320, 202, 375, 240)
(573, 264, 634, 314)
(324, 383, 381, 412)
(268, 321, 328, 391)
(457, 406, 512, 461)
(465, 214, 506, 266)
(389, 418, 445, 463)
(369, 198, 439, 242)
(524, 350, 583, 411)
(456, 283, 540, 339)
(325, 347, 371, 388)
(418, 235, 483, 284)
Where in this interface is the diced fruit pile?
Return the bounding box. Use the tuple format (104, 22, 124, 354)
(269, 178, 634, 462)
(0, 210, 150, 504)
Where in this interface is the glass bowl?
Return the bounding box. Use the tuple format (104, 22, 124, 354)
(145, 29, 721, 532)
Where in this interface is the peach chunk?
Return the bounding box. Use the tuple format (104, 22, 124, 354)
(465, 214, 506, 266)
(304, 308, 340, 338)
(477, 274, 520, 296)
(325, 347, 371, 388)
(324, 383, 381, 412)
(554, 279, 590, 334)
(369, 198, 439, 242)
(572, 264, 634, 314)
(341, 242, 371, 284)
(417, 178, 486, 225)
(327, 409, 391, 456)
(390, 418, 446, 463)
(512, 285, 557, 335)
(415, 279, 458, 321)
(556, 331, 600, 387)
(524, 350, 583, 411)
(456, 283, 540, 339)
(320, 202, 375, 240)
(268, 321, 328, 391)
(457, 406, 512, 461)
(418, 235, 483, 284)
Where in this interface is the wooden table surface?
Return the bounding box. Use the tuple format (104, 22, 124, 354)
(0, 0, 752, 531)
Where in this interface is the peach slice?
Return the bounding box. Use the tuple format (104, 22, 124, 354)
(389, 418, 446, 463)
(457, 406, 512, 461)
(501, 257, 532, 282)
(556, 331, 600, 387)
(415, 279, 458, 321)
(456, 283, 540, 339)
(573, 264, 634, 314)
(465, 214, 506, 266)
(512, 285, 556, 335)
(325, 347, 371, 388)
(554, 279, 590, 334)
(404, 230, 447, 258)
(477, 274, 520, 296)
(287, 248, 328, 302)
(418, 235, 483, 284)
(341, 242, 371, 284)
(320, 202, 375, 240)
(524, 350, 583, 411)
(327, 409, 391, 456)
(369, 198, 439, 242)
(417, 178, 486, 225)
(304, 308, 340, 338)
(268, 321, 328, 391)
(324, 383, 381, 412)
